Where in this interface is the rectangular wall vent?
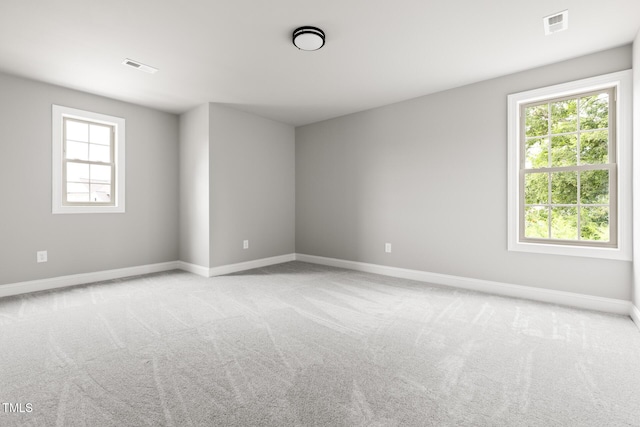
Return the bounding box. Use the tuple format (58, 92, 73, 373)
(121, 58, 158, 74)
(543, 10, 569, 35)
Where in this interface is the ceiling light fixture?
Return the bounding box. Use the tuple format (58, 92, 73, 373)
(122, 58, 158, 74)
(292, 26, 325, 51)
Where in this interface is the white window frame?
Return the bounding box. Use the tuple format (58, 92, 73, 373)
(52, 105, 126, 214)
(507, 70, 632, 260)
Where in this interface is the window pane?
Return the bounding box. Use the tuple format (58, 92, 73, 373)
(580, 93, 608, 131)
(580, 130, 608, 165)
(580, 170, 609, 205)
(67, 192, 90, 202)
(90, 184, 111, 202)
(551, 99, 577, 134)
(90, 124, 111, 145)
(67, 181, 89, 202)
(66, 162, 89, 183)
(65, 141, 89, 161)
(525, 138, 548, 168)
(550, 134, 577, 167)
(581, 207, 609, 241)
(525, 206, 549, 238)
(551, 207, 578, 240)
(525, 104, 548, 138)
(67, 182, 89, 193)
(89, 144, 110, 163)
(65, 120, 89, 142)
(90, 164, 111, 184)
(525, 173, 548, 204)
(551, 172, 577, 204)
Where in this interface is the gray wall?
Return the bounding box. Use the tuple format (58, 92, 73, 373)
(296, 45, 633, 300)
(179, 104, 210, 267)
(209, 104, 295, 267)
(633, 34, 640, 309)
(0, 72, 179, 286)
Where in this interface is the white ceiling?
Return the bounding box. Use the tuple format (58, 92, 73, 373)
(0, 0, 638, 126)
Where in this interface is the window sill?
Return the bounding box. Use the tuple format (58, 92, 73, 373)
(508, 240, 631, 261)
(53, 205, 125, 214)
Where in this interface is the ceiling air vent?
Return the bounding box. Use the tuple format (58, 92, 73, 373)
(121, 58, 158, 74)
(543, 10, 569, 35)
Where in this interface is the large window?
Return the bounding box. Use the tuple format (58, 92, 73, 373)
(52, 105, 125, 213)
(521, 88, 616, 246)
(507, 71, 631, 260)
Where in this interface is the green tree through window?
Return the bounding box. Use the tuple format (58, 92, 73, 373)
(520, 88, 615, 245)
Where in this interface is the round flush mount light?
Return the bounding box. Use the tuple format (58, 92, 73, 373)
(292, 26, 325, 51)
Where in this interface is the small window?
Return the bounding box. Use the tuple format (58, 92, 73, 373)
(52, 105, 125, 213)
(507, 71, 631, 260)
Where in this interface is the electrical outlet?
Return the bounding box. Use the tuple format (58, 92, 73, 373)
(243, 240, 249, 250)
(385, 243, 392, 253)
(37, 250, 48, 263)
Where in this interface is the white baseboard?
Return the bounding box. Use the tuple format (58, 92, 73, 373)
(295, 254, 632, 316)
(3, 254, 636, 327)
(176, 261, 210, 278)
(0, 261, 180, 299)
(0, 254, 296, 299)
(209, 253, 296, 276)
(631, 304, 640, 331)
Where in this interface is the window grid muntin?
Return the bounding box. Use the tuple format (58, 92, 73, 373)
(519, 87, 617, 247)
(62, 117, 116, 206)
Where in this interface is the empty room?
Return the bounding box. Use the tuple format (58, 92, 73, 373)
(1, 0, 640, 425)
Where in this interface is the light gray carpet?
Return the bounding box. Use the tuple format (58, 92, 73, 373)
(0, 261, 639, 426)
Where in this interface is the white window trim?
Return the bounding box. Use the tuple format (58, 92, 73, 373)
(52, 105, 126, 214)
(507, 70, 632, 261)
